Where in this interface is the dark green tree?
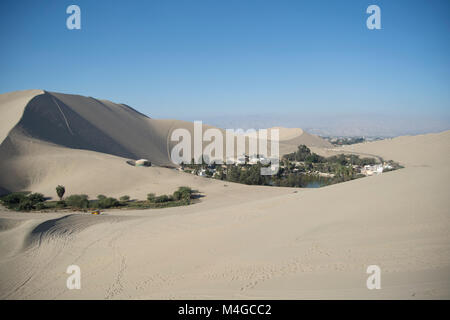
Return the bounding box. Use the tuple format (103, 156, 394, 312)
(56, 185, 65, 201)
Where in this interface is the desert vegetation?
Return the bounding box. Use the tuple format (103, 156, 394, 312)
(0, 186, 197, 212)
(0, 192, 46, 211)
(182, 144, 403, 188)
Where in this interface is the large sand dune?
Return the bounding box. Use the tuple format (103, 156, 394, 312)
(1, 90, 186, 167)
(0, 90, 330, 195)
(0, 90, 449, 299)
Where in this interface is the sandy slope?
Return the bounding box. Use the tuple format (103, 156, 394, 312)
(0, 90, 331, 160)
(0, 130, 449, 299)
(0, 90, 44, 147)
(0, 90, 448, 299)
(0, 90, 330, 195)
(0, 129, 235, 199)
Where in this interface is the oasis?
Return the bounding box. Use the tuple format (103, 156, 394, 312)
(170, 121, 280, 175)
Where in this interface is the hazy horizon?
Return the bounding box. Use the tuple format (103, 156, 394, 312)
(1, 1, 450, 301)
(2, 87, 448, 136)
(184, 112, 450, 137)
(1, 0, 449, 136)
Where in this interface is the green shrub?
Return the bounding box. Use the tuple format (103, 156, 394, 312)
(154, 195, 170, 203)
(98, 197, 119, 209)
(147, 193, 156, 202)
(178, 186, 192, 194)
(97, 194, 107, 200)
(28, 193, 45, 204)
(56, 200, 67, 208)
(18, 199, 34, 211)
(35, 202, 46, 210)
(1, 192, 47, 211)
(119, 195, 130, 202)
(173, 191, 181, 201)
(173, 186, 193, 203)
(1, 193, 27, 206)
(65, 194, 89, 209)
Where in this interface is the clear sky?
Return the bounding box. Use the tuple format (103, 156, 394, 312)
(1, 0, 449, 133)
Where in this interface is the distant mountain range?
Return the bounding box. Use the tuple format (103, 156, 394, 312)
(192, 113, 450, 137)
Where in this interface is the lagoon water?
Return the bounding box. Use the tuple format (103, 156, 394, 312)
(305, 181, 325, 188)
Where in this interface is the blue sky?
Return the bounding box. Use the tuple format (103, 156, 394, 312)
(1, 0, 449, 133)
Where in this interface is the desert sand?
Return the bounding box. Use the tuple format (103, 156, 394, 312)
(0, 90, 449, 299)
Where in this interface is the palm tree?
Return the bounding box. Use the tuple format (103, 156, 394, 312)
(56, 185, 65, 201)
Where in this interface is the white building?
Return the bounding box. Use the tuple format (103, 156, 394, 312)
(362, 164, 383, 176)
(235, 155, 246, 165)
(248, 157, 259, 165)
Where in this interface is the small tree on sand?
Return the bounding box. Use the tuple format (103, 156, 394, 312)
(119, 195, 130, 202)
(56, 185, 65, 201)
(147, 193, 156, 202)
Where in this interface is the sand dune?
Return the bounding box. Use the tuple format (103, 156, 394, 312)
(0, 128, 297, 201)
(0, 131, 448, 299)
(1, 90, 331, 164)
(0, 90, 330, 196)
(269, 126, 304, 140)
(0, 90, 449, 299)
(5, 90, 176, 166)
(0, 90, 44, 146)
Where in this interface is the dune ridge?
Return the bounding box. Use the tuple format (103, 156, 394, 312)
(0, 130, 448, 299)
(0, 90, 44, 146)
(0, 90, 449, 299)
(0, 90, 331, 196)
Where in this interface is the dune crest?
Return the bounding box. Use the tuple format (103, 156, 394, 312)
(0, 90, 332, 196)
(0, 129, 449, 299)
(0, 89, 44, 145)
(268, 126, 304, 140)
(0, 89, 449, 299)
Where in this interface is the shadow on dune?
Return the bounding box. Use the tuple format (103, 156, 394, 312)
(19, 93, 139, 160)
(0, 218, 25, 232)
(23, 214, 133, 250)
(0, 186, 11, 197)
(191, 193, 205, 200)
